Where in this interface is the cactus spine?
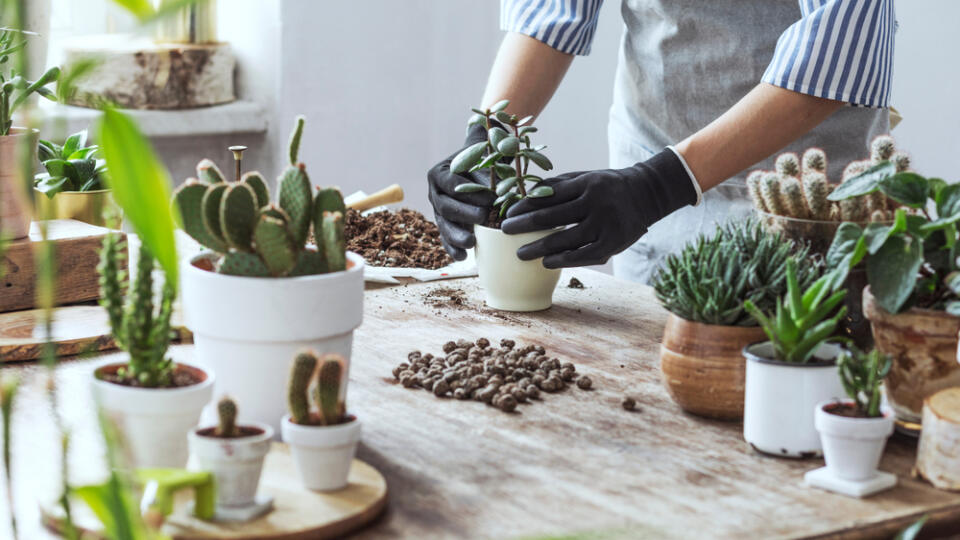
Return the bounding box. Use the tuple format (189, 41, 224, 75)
(172, 116, 348, 277)
(287, 350, 349, 426)
(288, 352, 318, 425)
(216, 396, 238, 437)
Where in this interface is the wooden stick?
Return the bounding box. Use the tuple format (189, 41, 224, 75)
(347, 184, 404, 213)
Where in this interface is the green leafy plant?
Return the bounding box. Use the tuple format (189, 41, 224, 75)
(744, 259, 847, 363)
(653, 220, 820, 326)
(287, 350, 348, 426)
(450, 99, 554, 223)
(825, 166, 960, 314)
(172, 116, 347, 277)
(34, 129, 106, 197)
(0, 27, 59, 136)
(836, 347, 892, 417)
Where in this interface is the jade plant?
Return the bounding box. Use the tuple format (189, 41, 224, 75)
(34, 129, 107, 197)
(173, 116, 347, 277)
(215, 396, 237, 438)
(836, 347, 892, 418)
(0, 27, 59, 136)
(653, 219, 821, 326)
(825, 164, 960, 314)
(450, 99, 554, 223)
(288, 350, 348, 426)
(744, 259, 847, 364)
(98, 231, 176, 387)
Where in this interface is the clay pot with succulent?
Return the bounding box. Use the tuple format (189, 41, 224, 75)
(653, 220, 820, 420)
(826, 165, 960, 430)
(281, 351, 360, 491)
(450, 100, 560, 311)
(0, 26, 59, 239)
(33, 129, 118, 226)
(174, 116, 364, 433)
(741, 260, 847, 458)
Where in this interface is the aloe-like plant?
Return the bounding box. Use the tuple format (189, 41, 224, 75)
(653, 219, 821, 326)
(450, 100, 554, 223)
(0, 27, 59, 136)
(744, 259, 847, 363)
(34, 129, 106, 197)
(836, 347, 891, 418)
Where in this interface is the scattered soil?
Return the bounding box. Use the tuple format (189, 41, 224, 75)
(391, 338, 591, 413)
(568, 277, 585, 289)
(420, 287, 532, 327)
(345, 208, 453, 269)
(96, 363, 205, 389)
(196, 426, 265, 439)
(823, 402, 874, 418)
(622, 396, 638, 411)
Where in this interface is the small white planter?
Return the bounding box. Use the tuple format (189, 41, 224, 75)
(189, 422, 274, 508)
(474, 224, 561, 312)
(91, 361, 214, 468)
(280, 414, 361, 492)
(815, 399, 894, 481)
(742, 341, 845, 457)
(181, 252, 365, 434)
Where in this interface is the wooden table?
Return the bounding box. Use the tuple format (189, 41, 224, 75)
(3, 269, 960, 539)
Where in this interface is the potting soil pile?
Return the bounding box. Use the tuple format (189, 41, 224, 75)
(345, 208, 452, 269)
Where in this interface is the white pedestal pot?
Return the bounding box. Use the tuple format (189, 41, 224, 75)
(815, 400, 894, 481)
(474, 225, 561, 312)
(281, 414, 361, 491)
(189, 423, 274, 507)
(91, 361, 214, 468)
(181, 252, 364, 434)
(742, 342, 845, 457)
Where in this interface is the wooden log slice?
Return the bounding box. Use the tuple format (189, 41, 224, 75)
(916, 387, 960, 490)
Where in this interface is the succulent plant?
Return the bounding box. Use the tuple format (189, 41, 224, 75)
(215, 396, 238, 437)
(450, 100, 554, 224)
(172, 116, 347, 277)
(653, 219, 821, 326)
(34, 129, 107, 197)
(98, 232, 176, 387)
(0, 27, 59, 136)
(837, 347, 892, 418)
(287, 350, 349, 426)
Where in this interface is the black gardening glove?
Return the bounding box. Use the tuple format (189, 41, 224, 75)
(427, 123, 496, 260)
(500, 149, 698, 268)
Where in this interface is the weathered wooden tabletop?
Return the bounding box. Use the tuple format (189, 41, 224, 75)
(3, 268, 960, 540)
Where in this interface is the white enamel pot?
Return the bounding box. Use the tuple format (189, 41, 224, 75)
(742, 341, 845, 458)
(189, 422, 274, 507)
(280, 414, 361, 491)
(181, 252, 364, 434)
(91, 361, 214, 468)
(474, 224, 561, 312)
(815, 400, 894, 481)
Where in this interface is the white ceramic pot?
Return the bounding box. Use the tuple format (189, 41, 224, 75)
(91, 361, 214, 468)
(473, 224, 561, 312)
(181, 252, 364, 434)
(742, 341, 845, 457)
(815, 399, 894, 481)
(189, 422, 274, 507)
(280, 414, 361, 492)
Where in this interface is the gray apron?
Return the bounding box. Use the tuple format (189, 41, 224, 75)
(609, 0, 890, 283)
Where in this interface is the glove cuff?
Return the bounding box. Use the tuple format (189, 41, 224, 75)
(633, 149, 699, 222)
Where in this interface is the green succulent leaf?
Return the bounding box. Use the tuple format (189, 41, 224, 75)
(494, 191, 521, 207)
(469, 151, 503, 172)
(494, 111, 513, 125)
(490, 100, 510, 113)
(42, 159, 77, 179)
(454, 182, 492, 193)
(467, 113, 486, 128)
(495, 177, 519, 196)
(527, 185, 554, 198)
(517, 115, 534, 126)
(62, 130, 87, 158)
(450, 141, 487, 174)
(488, 127, 508, 149)
(497, 136, 520, 157)
(519, 126, 538, 136)
(523, 149, 553, 171)
(494, 162, 516, 179)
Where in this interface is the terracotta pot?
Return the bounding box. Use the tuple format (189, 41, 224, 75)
(659, 314, 766, 420)
(863, 287, 960, 424)
(0, 128, 38, 240)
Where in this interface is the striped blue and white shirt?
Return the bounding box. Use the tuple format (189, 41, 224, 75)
(500, 0, 895, 108)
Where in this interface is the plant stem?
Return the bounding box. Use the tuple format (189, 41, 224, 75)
(513, 124, 526, 197)
(484, 113, 496, 190)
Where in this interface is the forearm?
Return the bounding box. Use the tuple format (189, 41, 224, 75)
(481, 32, 574, 119)
(674, 83, 844, 192)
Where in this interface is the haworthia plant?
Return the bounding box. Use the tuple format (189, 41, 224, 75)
(172, 116, 348, 277)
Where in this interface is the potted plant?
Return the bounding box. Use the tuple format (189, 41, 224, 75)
(741, 260, 847, 457)
(808, 346, 895, 494)
(92, 230, 214, 468)
(189, 396, 274, 517)
(450, 99, 559, 311)
(0, 26, 59, 239)
(174, 116, 364, 432)
(33, 129, 118, 226)
(280, 351, 360, 492)
(826, 166, 960, 428)
(653, 219, 820, 420)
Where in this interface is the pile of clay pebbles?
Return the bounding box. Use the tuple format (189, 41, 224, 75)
(392, 338, 592, 412)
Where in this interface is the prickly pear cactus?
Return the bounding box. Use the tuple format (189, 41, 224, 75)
(216, 396, 238, 437)
(288, 351, 318, 425)
(316, 354, 346, 426)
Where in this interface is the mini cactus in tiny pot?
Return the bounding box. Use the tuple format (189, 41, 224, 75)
(286, 350, 350, 426)
(216, 396, 238, 438)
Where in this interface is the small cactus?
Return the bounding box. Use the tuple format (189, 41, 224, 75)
(802, 171, 830, 220)
(870, 135, 896, 163)
(287, 350, 349, 426)
(288, 351, 318, 425)
(760, 172, 787, 216)
(840, 197, 868, 222)
(842, 160, 871, 182)
(746, 171, 767, 212)
(891, 151, 910, 172)
(781, 176, 808, 218)
(802, 148, 827, 173)
(216, 396, 238, 438)
(775, 152, 801, 177)
(316, 354, 346, 426)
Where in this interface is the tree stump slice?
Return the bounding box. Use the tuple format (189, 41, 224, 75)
(62, 35, 235, 110)
(916, 387, 960, 490)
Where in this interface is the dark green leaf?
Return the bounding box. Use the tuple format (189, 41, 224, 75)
(450, 141, 487, 174)
(867, 233, 924, 314)
(494, 162, 515, 180)
(469, 151, 503, 172)
(497, 136, 520, 157)
(62, 129, 87, 157)
(494, 191, 521, 207)
(826, 222, 865, 269)
(527, 186, 554, 198)
(70, 158, 98, 180)
(499, 193, 521, 217)
(863, 210, 906, 255)
(490, 99, 510, 113)
(488, 127, 508, 149)
(880, 172, 929, 208)
(37, 139, 59, 161)
(935, 182, 960, 221)
(524, 150, 553, 171)
(34, 174, 69, 198)
(827, 161, 896, 201)
(454, 182, 492, 193)
(929, 177, 948, 200)
(523, 175, 542, 183)
(42, 159, 77, 179)
(495, 177, 518, 196)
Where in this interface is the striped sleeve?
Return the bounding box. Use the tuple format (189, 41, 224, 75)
(762, 0, 896, 108)
(500, 0, 605, 56)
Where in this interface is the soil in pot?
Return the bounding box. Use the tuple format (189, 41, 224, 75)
(95, 363, 206, 388)
(196, 426, 266, 438)
(343, 208, 452, 269)
(822, 402, 872, 419)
